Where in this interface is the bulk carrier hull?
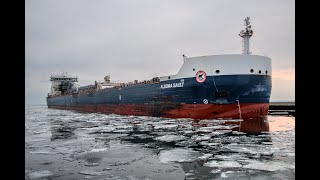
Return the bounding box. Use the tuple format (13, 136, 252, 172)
(47, 74, 271, 119)
(47, 18, 272, 120)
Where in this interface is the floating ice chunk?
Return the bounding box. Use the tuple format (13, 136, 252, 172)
(191, 135, 211, 141)
(25, 138, 47, 142)
(84, 175, 96, 179)
(231, 131, 247, 135)
(160, 119, 178, 124)
(261, 142, 273, 145)
(242, 160, 295, 171)
(213, 154, 248, 161)
(210, 169, 221, 174)
(159, 148, 201, 164)
(176, 140, 198, 147)
(91, 148, 108, 152)
(199, 141, 221, 146)
(82, 126, 116, 132)
(286, 152, 295, 157)
(27, 170, 53, 179)
(79, 171, 109, 176)
(182, 130, 194, 135)
(198, 153, 213, 160)
(84, 162, 100, 166)
(126, 175, 152, 180)
(215, 130, 232, 134)
(221, 172, 228, 177)
(115, 125, 133, 129)
(197, 127, 217, 133)
(25, 169, 32, 173)
(155, 135, 186, 142)
(29, 151, 53, 155)
(204, 160, 242, 168)
(209, 131, 224, 136)
(226, 144, 275, 156)
(154, 124, 179, 129)
(185, 172, 194, 176)
(102, 168, 112, 171)
(211, 125, 231, 130)
(113, 129, 132, 133)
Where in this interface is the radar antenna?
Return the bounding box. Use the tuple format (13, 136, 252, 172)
(239, 17, 253, 55)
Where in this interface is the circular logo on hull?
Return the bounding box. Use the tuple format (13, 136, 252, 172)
(195, 70, 207, 83)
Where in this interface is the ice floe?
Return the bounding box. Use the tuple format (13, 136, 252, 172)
(155, 135, 186, 142)
(29, 151, 53, 155)
(79, 171, 109, 176)
(191, 135, 211, 141)
(198, 153, 213, 160)
(210, 169, 221, 174)
(242, 160, 295, 171)
(27, 170, 53, 179)
(159, 148, 201, 164)
(225, 143, 276, 156)
(212, 154, 248, 161)
(91, 148, 108, 152)
(204, 160, 242, 168)
(153, 124, 179, 130)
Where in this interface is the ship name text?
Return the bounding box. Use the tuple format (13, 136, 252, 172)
(160, 79, 184, 89)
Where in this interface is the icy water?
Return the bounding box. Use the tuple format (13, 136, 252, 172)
(25, 106, 295, 180)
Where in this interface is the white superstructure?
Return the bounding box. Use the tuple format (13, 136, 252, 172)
(160, 17, 271, 82)
(49, 73, 78, 96)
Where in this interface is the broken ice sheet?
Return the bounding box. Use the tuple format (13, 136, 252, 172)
(212, 154, 248, 161)
(29, 151, 54, 155)
(226, 143, 276, 156)
(155, 135, 186, 142)
(198, 153, 213, 160)
(78, 171, 110, 176)
(159, 148, 201, 164)
(153, 124, 179, 130)
(242, 160, 295, 172)
(204, 160, 242, 168)
(210, 168, 221, 174)
(191, 135, 212, 141)
(27, 170, 53, 179)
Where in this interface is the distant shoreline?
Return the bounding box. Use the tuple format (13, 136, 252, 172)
(269, 102, 295, 105)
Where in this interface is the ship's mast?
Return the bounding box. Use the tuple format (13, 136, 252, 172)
(239, 17, 253, 55)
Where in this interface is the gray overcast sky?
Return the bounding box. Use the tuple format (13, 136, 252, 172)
(26, 0, 294, 105)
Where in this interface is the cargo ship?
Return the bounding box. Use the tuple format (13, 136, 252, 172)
(47, 17, 272, 119)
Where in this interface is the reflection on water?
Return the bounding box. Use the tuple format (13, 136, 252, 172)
(268, 115, 295, 131)
(25, 106, 295, 180)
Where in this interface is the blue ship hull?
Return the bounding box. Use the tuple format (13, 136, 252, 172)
(47, 74, 271, 119)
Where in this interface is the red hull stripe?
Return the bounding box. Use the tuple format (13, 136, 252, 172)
(48, 103, 269, 119)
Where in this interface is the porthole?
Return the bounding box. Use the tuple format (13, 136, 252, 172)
(258, 70, 261, 74)
(265, 70, 268, 74)
(215, 70, 220, 74)
(250, 69, 254, 73)
(168, 76, 171, 79)
(193, 68, 195, 71)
